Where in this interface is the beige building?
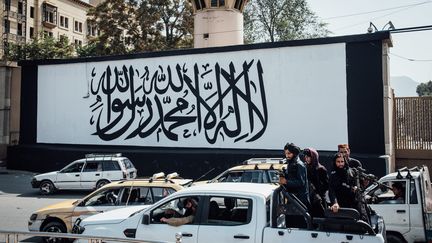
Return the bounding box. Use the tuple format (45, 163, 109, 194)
(0, 0, 97, 159)
(1, 0, 96, 57)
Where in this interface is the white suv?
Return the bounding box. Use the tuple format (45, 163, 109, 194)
(31, 153, 137, 195)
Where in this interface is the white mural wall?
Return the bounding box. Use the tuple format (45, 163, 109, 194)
(37, 43, 348, 151)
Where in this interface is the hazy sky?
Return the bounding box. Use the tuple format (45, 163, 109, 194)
(307, 0, 432, 84)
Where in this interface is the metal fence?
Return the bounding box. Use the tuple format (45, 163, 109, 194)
(0, 230, 177, 243)
(395, 97, 432, 150)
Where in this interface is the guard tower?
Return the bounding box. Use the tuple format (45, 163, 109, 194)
(190, 0, 248, 48)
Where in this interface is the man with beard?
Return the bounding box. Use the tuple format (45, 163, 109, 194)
(329, 153, 368, 222)
(283, 143, 310, 209)
(338, 144, 362, 169)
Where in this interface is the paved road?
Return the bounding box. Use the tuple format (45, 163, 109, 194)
(0, 168, 87, 242)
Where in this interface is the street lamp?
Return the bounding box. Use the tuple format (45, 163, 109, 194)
(367, 22, 378, 33)
(382, 21, 395, 30)
(367, 21, 395, 33)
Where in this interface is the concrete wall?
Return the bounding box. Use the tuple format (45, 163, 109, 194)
(8, 32, 393, 178)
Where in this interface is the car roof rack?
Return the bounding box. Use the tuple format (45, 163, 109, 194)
(85, 153, 122, 159)
(244, 158, 284, 165)
(396, 166, 424, 179)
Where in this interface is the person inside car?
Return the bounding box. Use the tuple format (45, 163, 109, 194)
(221, 197, 235, 220)
(392, 182, 405, 203)
(160, 197, 198, 226)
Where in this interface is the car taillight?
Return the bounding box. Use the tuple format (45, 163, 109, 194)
(123, 171, 127, 179)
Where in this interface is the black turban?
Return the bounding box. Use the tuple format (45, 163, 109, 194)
(284, 142, 301, 156)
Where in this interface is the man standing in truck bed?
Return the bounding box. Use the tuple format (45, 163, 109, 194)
(338, 144, 362, 169)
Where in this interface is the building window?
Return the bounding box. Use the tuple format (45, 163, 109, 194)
(87, 23, 97, 37)
(30, 6, 34, 18)
(194, 0, 206, 10)
(18, 1, 23, 14)
(234, 0, 243, 10)
(44, 31, 53, 37)
(4, 20, 10, 33)
(74, 20, 83, 33)
(29, 27, 34, 38)
(59, 34, 68, 43)
(42, 3, 57, 25)
(5, 0, 11, 11)
(211, 0, 224, 7)
(74, 39, 82, 46)
(60, 16, 69, 29)
(17, 23, 23, 36)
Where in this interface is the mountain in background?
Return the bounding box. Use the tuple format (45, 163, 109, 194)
(390, 76, 419, 97)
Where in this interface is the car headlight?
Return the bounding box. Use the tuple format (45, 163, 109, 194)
(377, 216, 384, 234)
(30, 214, 37, 221)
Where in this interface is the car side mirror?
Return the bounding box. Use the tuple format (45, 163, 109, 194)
(142, 214, 150, 225)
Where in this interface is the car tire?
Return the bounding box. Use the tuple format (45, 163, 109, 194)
(386, 233, 406, 243)
(39, 180, 56, 195)
(96, 179, 110, 189)
(42, 221, 68, 243)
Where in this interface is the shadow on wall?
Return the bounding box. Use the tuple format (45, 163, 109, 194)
(6, 144, 388, 180)
(0, 145, 7, 160)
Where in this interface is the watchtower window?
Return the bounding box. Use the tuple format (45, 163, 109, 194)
(194, 0, 206, 10)
(211, 0, 225, 7)
(234, 0, 244, 10)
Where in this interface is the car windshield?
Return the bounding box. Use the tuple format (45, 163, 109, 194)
(218, 170, 279, 183)
(122, 159, 135, 169)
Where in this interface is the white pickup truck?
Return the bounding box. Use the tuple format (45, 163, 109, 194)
(73, 183, 385, 243)
(366, 166, 432, 243)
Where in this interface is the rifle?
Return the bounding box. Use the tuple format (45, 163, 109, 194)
(356, 167, 392, 190)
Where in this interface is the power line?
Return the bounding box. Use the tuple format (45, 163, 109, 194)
(390, 53, 432, 62)
(391, 24, 432, 33)
(333, 4, 424, 31)
(321, 1, 432, 20)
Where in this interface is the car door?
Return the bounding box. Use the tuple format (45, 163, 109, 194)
(197, 196, 256, 243)
(72, 187, 122, 225)
(408, 179, 425, 242)
(369, 180, 410, 235)
(56, 162, 84, 189)
(80, 161, 102, 189)
(135, 196, 200, 243)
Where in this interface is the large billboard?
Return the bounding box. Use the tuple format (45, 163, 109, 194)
(37, 43, 347, 150)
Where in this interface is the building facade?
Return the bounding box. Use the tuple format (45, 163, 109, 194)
(1, 0, 94, 58)
(0, 0, 95, 160)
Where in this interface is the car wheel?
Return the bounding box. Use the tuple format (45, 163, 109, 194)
(42, 221, 67, 243)
(386, 233, 406, 243)
(39, 181, 56, 195)
(96, 180, 109, 189)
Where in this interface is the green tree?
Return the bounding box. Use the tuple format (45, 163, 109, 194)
(416, 80, 432, 97)
(85, 0, 193, 57)
(4, 33, 74, 61)
(244, 0, 330, 43)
